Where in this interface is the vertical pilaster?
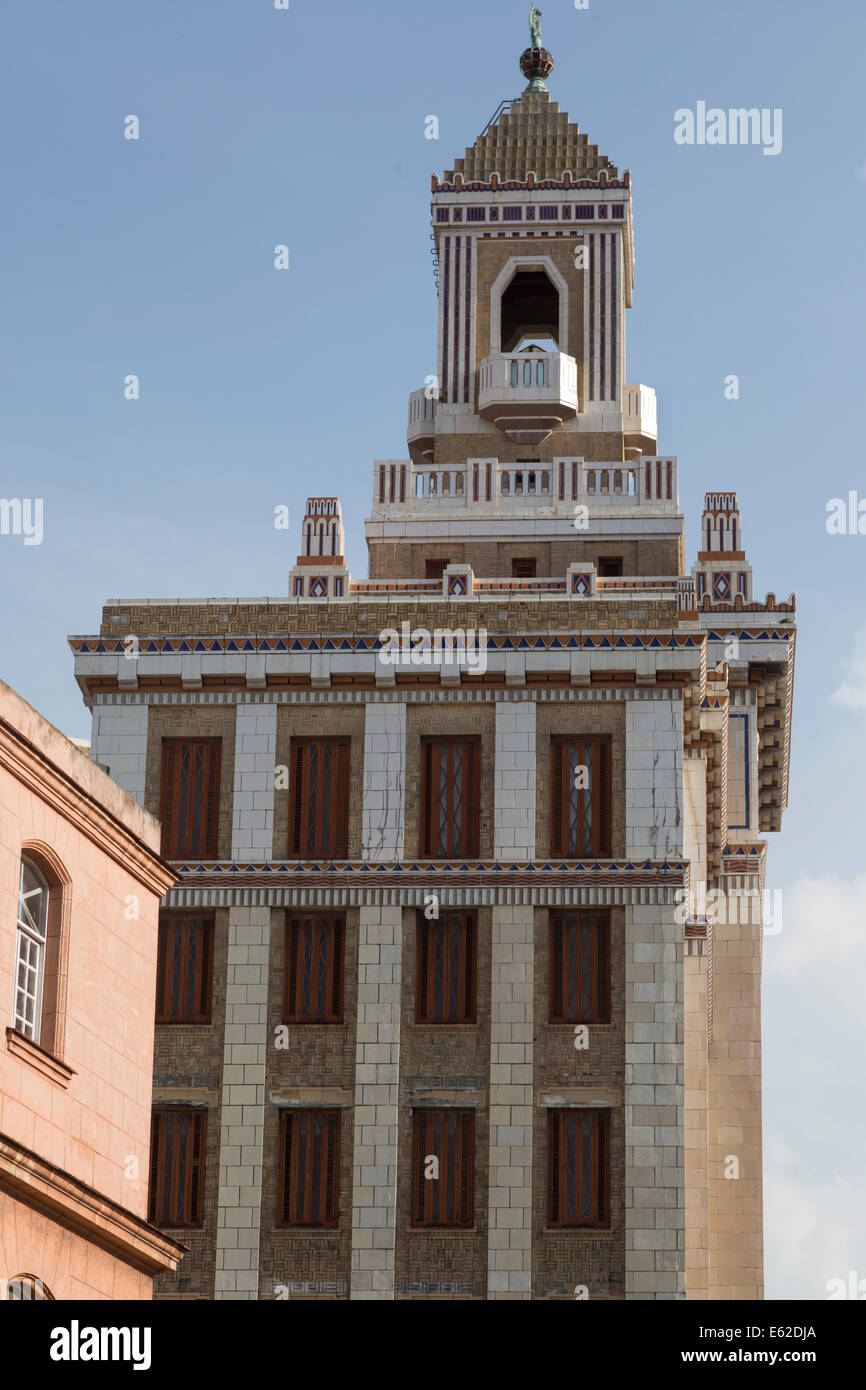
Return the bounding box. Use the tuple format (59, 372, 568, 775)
(494, 699, 536, 860)
(487, 905, 534, 1299)
(231, 702, 277, 861)
(626, 698, 683, 860)
(362, 702, 406, 862)
(350, 905, 402, 1299)
(214, 905, 270, 1300)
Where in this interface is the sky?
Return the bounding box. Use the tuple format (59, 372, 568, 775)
(1, 0, 864, 1300)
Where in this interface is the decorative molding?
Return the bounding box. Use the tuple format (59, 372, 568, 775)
(5, 1028, 76, 1089)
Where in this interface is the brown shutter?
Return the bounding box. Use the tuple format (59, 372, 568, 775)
(459, 1112, 473, 1223)
(550, 740, 564, 856)
(325, 1113, 339, 1223)
(199, 918, 213, 1020)
(547, 1110, 561, 1225)
(285, 916, 299, 1019)
(204, 743, 221, 857)
(597, 1110, 610, 1225)
(413, 1111, 427, 1224)
(190, 1112, 205, 1224)
(155, 918, 168, 1020)
(597, 737, 611, 856)
(550, 915, 563, 1021)
(148, 1112, 161, 1223)
(420, 740, 434, 857)
(416, 913, 429, 1020)
(334, 741, 350, 858)
(289, 744, 305, 855)
(595, 913, 610, 1023)
(280, 1112, 292, 1223)
(465, 740, 481, 857)
(331, 917, 344, 1020)
(464, 915, 476, 1022)
(160, 743, 177, 857)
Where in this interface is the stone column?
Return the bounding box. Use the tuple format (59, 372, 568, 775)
(362, 702, 406, 861)
(214, 905, 270, 1299)
(494, 699, 536, 860)
(231, 702, 277, 861)
(349, 905, 402, 1300)
(487, 905, 534, 1299)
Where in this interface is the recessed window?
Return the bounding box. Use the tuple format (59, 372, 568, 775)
(416, 911, 476, 1023)
(285, 914, 344, 1023)
(288, 739, 350, 858)
(160, 740, 221, 860)
(148, 1109, 207, 1227)
(598, 557, 623, 577)
(549, 911, 610, 1023)
(547, 1108, 610, 1228)
(14, 858, 49, 1042)
(550, 737, 612, 857)
(420, 737, 481, 859)
(412, 1109, 474, 1227)
(425, 558, 451, 580)
(512, 558, 536, 578)
(278, 1109, 340, 1227)
(156, 914, 214, 1024)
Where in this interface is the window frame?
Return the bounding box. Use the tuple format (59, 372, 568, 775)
(148, 1108, 207, 1228)
(287, 737, 350, 859)
(411, 1108, 475, 1229)
(277, 1108, 341, 1228)
(14, 857, 49, 1043)
(155, 914, 215, 1025)
(284, 913, 345, 1024)
(415, 910, 477, 1024)
(159, 738, 221, 860)
(549, 911, 611, 1024)
(419, 736, 481, 860)
(549, 735, 612, 858)
(547, 1107, 610, 1229)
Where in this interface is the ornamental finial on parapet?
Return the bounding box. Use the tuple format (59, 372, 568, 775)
(521, 6, 553, 92)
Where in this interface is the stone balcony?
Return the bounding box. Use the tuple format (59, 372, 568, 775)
(407, 388, 436, 463)
(478, 350, 578, 443)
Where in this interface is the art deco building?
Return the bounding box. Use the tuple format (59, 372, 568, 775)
(69, 32, 795, 1301)
(0, 679, 181, 1299)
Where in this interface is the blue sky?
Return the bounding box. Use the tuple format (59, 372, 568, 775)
(1, 0, 864, 1299)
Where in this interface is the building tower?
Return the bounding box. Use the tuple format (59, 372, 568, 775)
(70, 18, 795, 1301)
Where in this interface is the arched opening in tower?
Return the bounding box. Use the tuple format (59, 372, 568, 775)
(500, 270, 560, 353)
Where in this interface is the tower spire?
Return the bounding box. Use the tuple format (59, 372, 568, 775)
(520, 5, 554, 93)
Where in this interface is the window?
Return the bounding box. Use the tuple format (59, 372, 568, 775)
(288, 739, 350, 858)
(512, 557, 536, 578)
(148, 1109, 206, 1227)
(416, 911, 476, 1023)
(160, 740, 221, 859)
(598, 557, 623, 577)
(425, 558, 451, 580)
(278, 1109, 340, 1227)
(547, 1108, 610, 1227)
(412, 1109, 474, 1227)
(420, 737, 481, 859)
(14, 858, 49, 1041)
(285, 915, 344, 1023)
(5, 1275, 54, 1301)
(156, 915, 214, 1024)
(550, 736, 611, 857)
(550, 912, 610, 1023)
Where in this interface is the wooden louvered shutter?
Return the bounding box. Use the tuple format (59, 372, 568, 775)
(325, 1112, 339, 1223)
(550, 740, 565, 856)
(190, 1112, 205, 1223)
(331, 918, 344, 1019)
(280, 1112, 293, 1223)
(199, 918, 213, 1019)
(289, 744, 305, 855)
(595, 913, 610, 1023)
(334, 741, 350, 858)
(285, 916, 299, 1018)
(420, 740, 434, 857)
(550, 915, 564, 1021)
(465, 741, 481, 857)
(464, 915, 476, 1022)
(148, 1112, 161, 1223)
(596, 737, 611, 856)
(547, 1109, 561, 1225)
(597, 1110, 610, 1225)
(159, 743, 177, 857)
(155, 918, 168, 1019)
(459, 1112, 473, 1223)
(413, 1111, 427, 1224)
(416, 914, 429, 1020)
(203, 743, 221, 857)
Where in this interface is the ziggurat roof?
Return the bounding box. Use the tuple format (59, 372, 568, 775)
(442, 91, 619, 185)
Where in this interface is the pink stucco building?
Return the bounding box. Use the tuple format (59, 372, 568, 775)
(0, 679, 183, 1299)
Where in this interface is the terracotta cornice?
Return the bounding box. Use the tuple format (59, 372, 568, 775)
(0, 1133, 186, 1277)
(0, 719, 176, 898)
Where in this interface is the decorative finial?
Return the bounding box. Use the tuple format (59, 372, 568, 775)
(521, 6, 554, 93)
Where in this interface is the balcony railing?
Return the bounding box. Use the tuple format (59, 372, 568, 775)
(373, 457, 678, 510)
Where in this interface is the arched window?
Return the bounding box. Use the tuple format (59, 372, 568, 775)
(14, 858, 49, 1042)
(5, 1274, 54, 1300)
